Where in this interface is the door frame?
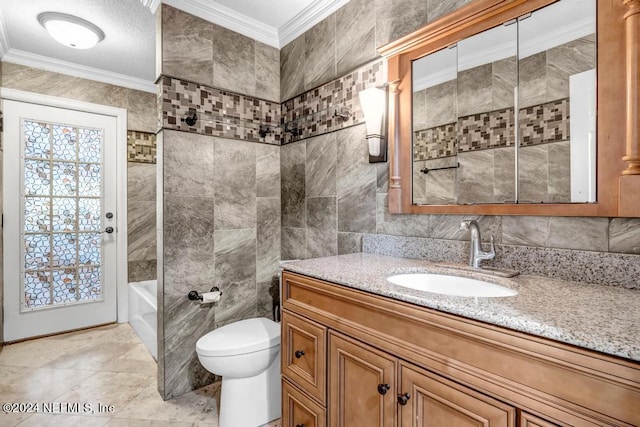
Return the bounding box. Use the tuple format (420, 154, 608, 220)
(1, 87, 129, 324)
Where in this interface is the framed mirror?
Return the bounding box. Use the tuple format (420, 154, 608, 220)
(380, 0, 639, 217)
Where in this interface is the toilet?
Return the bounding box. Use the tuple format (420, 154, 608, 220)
(196, 317, 281, 427)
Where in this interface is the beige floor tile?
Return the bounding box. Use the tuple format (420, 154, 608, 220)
(0, 412, 34, 427)
(52, 324, 140, 345)
(15, 413, 110, 426)
(106, 418, 207, 426)
(0, 338, 80, 368)
(42, 341, 141, 372)
(55, 371, 154, 417)
(0, 366, 96, 402)
(114, 381, 219, 423)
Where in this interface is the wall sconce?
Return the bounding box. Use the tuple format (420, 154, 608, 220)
(358, 86, 387, 163)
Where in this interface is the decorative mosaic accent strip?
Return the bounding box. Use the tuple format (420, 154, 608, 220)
(127, 131, 157, 163)
(457, 107, 515, 153)
(281, 60, 387, 144)
(519, 98, 570, 146)
(413, 123, 457, 160)
(413, 99, 569, 160)
(160, 76, 282, 145)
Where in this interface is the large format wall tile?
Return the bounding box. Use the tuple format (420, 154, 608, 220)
(376, 194, 430, 237)
(128, 163, 156, 202)
(430, 214, 502, 243)
(337, 125, 377, 233)
(375, 0, 429, 47)
(281, 142, 306, 228)
(546, 36, 595, 102)
(518, 144, 548, 203)
(306, 133, 337, 197)
(282, 227, 306, 260)
(257, 198, 281, 283)
(213, 229, 258, 327)
(457, 64, 492, 117)
(128, 201, 157, 262)
(280, 35, 306, 101)
(127, 91, 158, 133)
(305, 15, 337, 90)
(214, 139, 257, 230)
(212, 25, 255, 96)
(502, 216, 549, 247)
(457, 150, 494, 204)
(338, 232, 363, 255)
(163, 195, 215, 294)
(547, 217, 609, 252)
(306, 197, 338, 258)
(427, 0, 473, 22)
(336, 0, 376, 75)
(161, 5, 213, 86)
(256, 43, 281, 103)
(609, 218, 640, 254)
(547, 141, 571, 203)
(163, 130, 214, 198)
(257, 144, 281, 198)
(425, 80, 457, 128)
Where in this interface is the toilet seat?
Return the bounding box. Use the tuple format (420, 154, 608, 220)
(196, 317, 280, 357)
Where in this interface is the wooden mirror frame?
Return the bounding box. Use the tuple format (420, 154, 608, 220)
(379, 0, 640, 217)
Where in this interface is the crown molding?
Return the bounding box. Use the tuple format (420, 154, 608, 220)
(0, 8, 10, 58)
(163, 0, 280, 48)
(278, 0, 350, 47)
(141, 0, 162, 14)
(2, 49, 156, 93)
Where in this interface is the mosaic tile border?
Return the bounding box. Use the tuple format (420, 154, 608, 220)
(281, 60, 387, 145)
(413, 98, 569, 161)
(128, 130, 157, 164)
(159, 76, 282, 145)
(520, 98, 570, 146)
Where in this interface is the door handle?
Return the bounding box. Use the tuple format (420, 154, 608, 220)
(103, 227, 114, 234)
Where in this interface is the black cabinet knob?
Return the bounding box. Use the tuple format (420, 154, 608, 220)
(296, 424, 305, 427)
(397, 392, 410, 406)
(377, 383, 390, 395)
(294, 350, 305, 359)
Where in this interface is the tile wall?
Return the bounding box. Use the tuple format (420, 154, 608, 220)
(157, 4, 281, 399)
(279, 1, 639, 281)
(128, 131, 157, 282)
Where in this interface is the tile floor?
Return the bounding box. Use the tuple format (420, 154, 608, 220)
(0, 323, 282, 427)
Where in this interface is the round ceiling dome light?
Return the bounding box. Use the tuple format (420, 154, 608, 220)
(37, 12, 105, 49)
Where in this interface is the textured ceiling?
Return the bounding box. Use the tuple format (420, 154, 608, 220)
(0, 0, 156, 81)
(0, 0, 332, 91)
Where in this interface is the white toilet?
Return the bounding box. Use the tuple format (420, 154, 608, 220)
(196, 317, 281, 427)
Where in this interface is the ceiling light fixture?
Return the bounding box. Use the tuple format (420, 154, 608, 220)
(37, 12, 105, 50)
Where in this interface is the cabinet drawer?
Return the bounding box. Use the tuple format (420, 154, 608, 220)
(282, 379, 326, 427)
(282, 311, 327, 404)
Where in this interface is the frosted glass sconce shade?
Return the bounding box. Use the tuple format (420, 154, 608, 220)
(38, 12, 105, 50)
(358, 87, 387, 163)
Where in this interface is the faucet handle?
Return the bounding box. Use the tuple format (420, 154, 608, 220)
(487, 235, 496, 257)
(460, 219, 476, 230)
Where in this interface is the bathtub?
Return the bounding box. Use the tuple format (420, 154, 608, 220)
(128, 280, 157, 360)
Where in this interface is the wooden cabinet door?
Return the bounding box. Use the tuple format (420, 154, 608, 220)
(282, 311, 327, 404)
(399, 363, 516, 427)
(329, 332, 396, 427)
(283, 379, 326, 427)
(519, 411, 560, 427)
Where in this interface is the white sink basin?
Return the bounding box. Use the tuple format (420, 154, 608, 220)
(387, 273, 518, 298)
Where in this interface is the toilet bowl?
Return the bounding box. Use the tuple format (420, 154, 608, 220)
(196, 317, 281, 427)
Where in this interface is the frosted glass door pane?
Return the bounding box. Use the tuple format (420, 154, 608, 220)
(21, 118, 104, 310)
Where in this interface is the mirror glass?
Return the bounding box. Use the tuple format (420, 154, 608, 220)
(411, 0, 596, 205)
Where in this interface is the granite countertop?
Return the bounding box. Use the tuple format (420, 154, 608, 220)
(282, 253, 640, 362)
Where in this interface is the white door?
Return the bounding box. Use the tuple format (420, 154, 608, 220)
(3, 99, 118, 341)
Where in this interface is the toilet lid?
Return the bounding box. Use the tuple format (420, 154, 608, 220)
(196, 317, 281, 357)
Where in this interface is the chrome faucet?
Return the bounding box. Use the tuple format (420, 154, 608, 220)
(460, 220, 495, 268)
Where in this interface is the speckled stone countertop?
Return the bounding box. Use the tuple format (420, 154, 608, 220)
(282, 253, 640, 362)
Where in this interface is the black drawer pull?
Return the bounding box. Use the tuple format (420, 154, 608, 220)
(296, 424, 305, 427)
(397, 392, 410, 405)
(294, 350, 305, 358)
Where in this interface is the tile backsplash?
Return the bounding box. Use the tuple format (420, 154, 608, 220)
(127, 131, 157, 164)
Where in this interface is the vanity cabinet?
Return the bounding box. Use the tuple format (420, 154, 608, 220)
(281, 271, 640, 427)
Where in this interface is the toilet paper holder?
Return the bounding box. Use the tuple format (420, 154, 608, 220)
(188, 287, 223, 301)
